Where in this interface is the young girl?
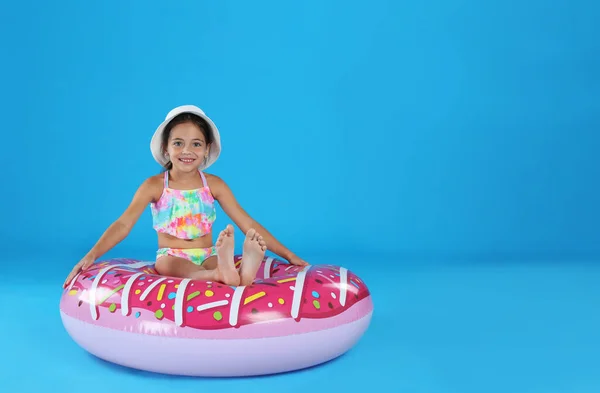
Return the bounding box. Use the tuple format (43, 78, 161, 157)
(63, 105, 308, 289)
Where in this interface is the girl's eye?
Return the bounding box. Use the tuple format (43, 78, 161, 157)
(173, 141, 182, 146)
(194, 142, 202, 147)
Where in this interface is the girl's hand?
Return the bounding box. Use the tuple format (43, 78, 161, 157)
(63, 254, 96, 288)
(287, 254, 309, 267)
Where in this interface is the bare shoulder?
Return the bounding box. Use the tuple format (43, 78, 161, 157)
(139, 173, 165, 203)
(204, 173, 229, 199)
(203, 173, 248, 225)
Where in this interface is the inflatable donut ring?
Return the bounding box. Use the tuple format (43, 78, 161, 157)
(60, 255, 373, 377)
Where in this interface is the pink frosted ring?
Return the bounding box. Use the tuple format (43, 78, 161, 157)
(60, 255, 373, 377)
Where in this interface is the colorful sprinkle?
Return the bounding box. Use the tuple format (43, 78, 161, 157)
(155, 309, 164, 319)
(175, 284, 179, 288)
(139, 276, 146, 280)
(135, 312, 141, 318)
(213, 311, 223, 321)
(331, 292, 337, 299)
(350, 280, 360, 288)
(289, 286, 295, 290)
(157, 284, 166, 300)
(101, 279, 108, 284)
(313, 300, 321, 309)
(268, 302, 273, 308)
(278, 298, 285, 305)
(311, 291, 320, 298)
(225, 293, 231, 298)
(109, 303, 117, 312)
(205, 290, 214, 297)
(244, 291, 266, 305)
(277, 277, 296, 283)
(168, 292, 177, 300)
(161, 303, 165, 309)
(68, 289, 78, 296)
(135, 289, 141, 295)
(187, 306, 194, 313)
(138, 282, 145, 286)
(167, 280, 173, 283)
(187, 291, 200, 301)
(97, 285, 125, 305)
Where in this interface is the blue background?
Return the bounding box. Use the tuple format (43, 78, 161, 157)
(1, 1, 600, 392)
(3, 0, 599, 261)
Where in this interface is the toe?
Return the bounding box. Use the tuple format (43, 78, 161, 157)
(247, 228, 256, 239)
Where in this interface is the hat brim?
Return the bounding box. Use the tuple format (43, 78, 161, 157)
(150, 106, 221, 171)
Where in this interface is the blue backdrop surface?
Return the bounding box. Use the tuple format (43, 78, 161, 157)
(2, 2, 600, 393)
(1, 0, 599, 262)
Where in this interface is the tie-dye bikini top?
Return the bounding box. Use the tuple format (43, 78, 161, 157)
(150, 170, 216, 239)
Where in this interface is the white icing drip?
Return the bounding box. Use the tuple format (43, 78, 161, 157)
(174, 279, 191, 327)
(89, 261, 154, 320)
(197, 300, 229, 312)
(229, 286, 246, 326)
(66, 272, 81, 292)
(290, 266, 311, 319)
(121, 272, 144, 316)
(263, 257, 274, 279)
(140, 277, 167, 301)
(339, 267, 348, 307)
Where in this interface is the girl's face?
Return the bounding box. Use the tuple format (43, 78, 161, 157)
(165, 122, 210, 172)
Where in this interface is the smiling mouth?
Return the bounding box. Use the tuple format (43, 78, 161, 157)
(178, 157, 196, 164)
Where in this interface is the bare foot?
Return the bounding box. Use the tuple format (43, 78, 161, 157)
(215, 224, 240, 286)
(240, 228, 267, 286)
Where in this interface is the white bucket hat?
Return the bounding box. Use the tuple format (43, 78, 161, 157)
(150, 105, 221, 170)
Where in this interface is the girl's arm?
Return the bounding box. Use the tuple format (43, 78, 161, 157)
(209, 175, 308, 266)
(63, 177, 158, 287)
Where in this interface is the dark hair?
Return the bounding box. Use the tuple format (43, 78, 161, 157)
(161, 112, 214, 171)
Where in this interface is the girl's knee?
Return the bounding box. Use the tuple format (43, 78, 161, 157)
(155, 257, 178, 276)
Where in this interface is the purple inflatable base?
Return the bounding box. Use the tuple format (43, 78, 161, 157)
(61, 311, 373, 377)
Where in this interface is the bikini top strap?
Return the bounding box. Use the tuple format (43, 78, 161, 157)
(164, 171, 169, 188)
(199, 170, 208, 188)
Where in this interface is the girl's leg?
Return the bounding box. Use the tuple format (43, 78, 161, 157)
(154, 225, 241, 286)
(155, 255, 217, 280)
(155, 255, 239, 285)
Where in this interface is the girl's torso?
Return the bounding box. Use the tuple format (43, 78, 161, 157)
(149, 170, 217, 250)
